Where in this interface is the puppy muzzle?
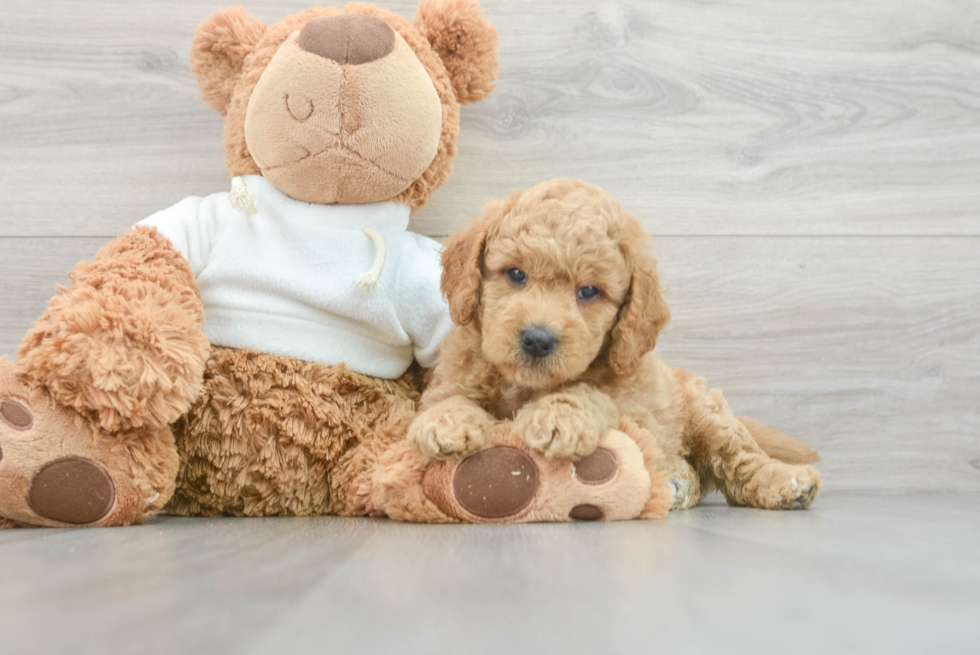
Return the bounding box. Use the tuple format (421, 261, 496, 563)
(519, 326, 559, 359)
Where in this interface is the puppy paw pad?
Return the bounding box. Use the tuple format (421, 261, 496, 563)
(572, 447, 617, 485)
(1, 399, 33, 431)
(452, 447, 539, 519)
(569, 504, 604, 521)
(28, 456, 115, 524)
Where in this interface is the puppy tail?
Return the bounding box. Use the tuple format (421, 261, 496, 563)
(738, 416, 821, 465)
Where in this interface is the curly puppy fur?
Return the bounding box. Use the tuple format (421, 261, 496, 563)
(411, 179, 823, 510)
(192, 0, 497, 212)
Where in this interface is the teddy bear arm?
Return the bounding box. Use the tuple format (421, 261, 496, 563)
(17, 225, 210, 434)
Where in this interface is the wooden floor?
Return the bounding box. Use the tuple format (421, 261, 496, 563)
(1, 492, 977, 655)
(1, 2, 978, 652)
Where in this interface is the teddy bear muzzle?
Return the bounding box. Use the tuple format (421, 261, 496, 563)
(243, 14, 443, 206)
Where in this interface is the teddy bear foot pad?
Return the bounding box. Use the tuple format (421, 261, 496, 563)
(421, 430, 655, 523)
(0, 361, 173, 528)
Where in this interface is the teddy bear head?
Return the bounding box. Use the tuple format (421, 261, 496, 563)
(190, 1, 498, 210)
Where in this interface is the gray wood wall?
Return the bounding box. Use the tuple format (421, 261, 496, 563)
(2, 0, 978, 493)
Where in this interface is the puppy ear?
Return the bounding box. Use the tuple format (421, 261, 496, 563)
(441, 192, 517, 325)
(414, 0, 499, 104)
(606, 217, 671, 377)
(441, 217, 488, 325)
(190, 7, 267, 115)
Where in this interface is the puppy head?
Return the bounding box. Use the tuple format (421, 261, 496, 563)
(442, 179, 671, 388)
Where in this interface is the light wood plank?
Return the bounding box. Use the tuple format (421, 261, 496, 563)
(652, 236, 980, 493)
(0, 493, 977, 654)
(0, 238, 103, 359)
(2, 0, 979, 237)
(3, 235, 978, 493)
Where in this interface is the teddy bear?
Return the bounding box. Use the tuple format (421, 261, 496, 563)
(0, 1, 674, 528)
(0, 0, 493, 527)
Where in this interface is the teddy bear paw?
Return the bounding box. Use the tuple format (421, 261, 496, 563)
(421, 427, 658, 523)
(0, 360, 175, 527)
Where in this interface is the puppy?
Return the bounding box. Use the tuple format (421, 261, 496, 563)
(409, 179, 821, 510)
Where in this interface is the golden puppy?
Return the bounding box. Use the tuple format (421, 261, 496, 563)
(409, 179, 821, 510)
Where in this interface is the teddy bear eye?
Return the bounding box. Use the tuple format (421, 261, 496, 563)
(577, 286, 600, 301)
(506, 268, 527, 285)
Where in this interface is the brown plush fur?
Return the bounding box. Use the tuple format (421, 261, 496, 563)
(334, 401, 451, 521)
(17, 227, 209, 434)
(410, 179, 823, 510)
(190, 6, 268, 115)
(168, 347, 423, 517)
(414, 0, 499, 104)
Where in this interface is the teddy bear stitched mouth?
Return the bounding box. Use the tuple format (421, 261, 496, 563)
(257, 97, 412, 184)
(257, 141, 412, 185)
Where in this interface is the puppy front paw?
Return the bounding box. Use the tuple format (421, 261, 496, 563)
(408, 399, 493, 460)
(514, 392, 617, 459)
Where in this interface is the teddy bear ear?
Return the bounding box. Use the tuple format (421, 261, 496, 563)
(189, 7, 267, 115)
(414, 0, 499, 104)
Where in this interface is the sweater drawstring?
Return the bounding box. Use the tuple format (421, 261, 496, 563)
(230, 176, 257, 215)
(354, 228, 386, 289)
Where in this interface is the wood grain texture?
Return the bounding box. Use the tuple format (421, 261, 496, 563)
(0, 494, 978, 654)
(0, 239, 102, 359)
(1, 0, 978, 237)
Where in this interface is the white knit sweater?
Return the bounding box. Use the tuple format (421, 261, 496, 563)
(138, 175, 453, 378)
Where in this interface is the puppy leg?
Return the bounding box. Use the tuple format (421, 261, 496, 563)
(408, 396, 494, 459)
(660, 455, 701, 510)
(514, 384, 619, 459)
(686, 388, 820, 510)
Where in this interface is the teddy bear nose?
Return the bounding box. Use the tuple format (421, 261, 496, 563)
(297, 14, 396, 65)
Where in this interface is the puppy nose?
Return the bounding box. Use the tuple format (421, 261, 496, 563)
(297, 14, 395, 65)
(520, 327, 559, 359)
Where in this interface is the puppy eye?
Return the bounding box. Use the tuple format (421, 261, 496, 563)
(507, 268, 527, 285)
(577, 286, 601, 301)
